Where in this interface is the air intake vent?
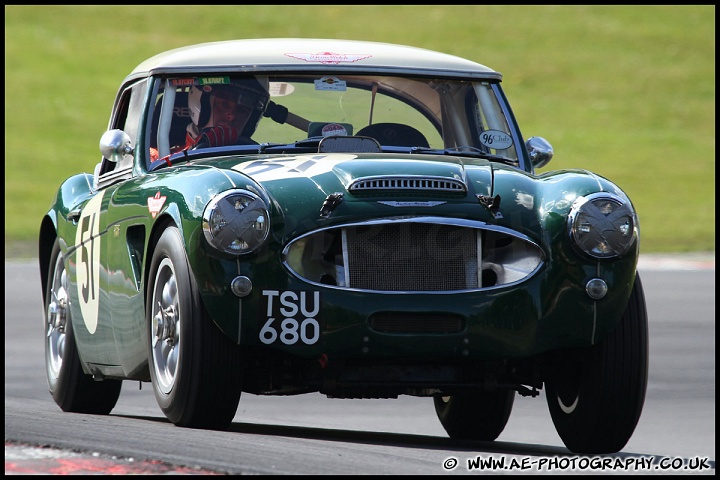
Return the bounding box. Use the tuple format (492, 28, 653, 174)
(348, 176, 466, 193)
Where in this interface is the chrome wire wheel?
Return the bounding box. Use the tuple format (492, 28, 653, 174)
(146, 226, 243, 429)
(44, 237, 122, 413)
(150, 257, 181, 395)
(45, 253, 68, 386)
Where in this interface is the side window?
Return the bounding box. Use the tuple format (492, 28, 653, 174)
(148, 79, 192, 162)
(472, 83, 518, 162)
(99, 80, 148, 177)
(115, 81, 147, 149)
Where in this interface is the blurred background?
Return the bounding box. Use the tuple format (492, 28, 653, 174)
(4, 5, 715, 258)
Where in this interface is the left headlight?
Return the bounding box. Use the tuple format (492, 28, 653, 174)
(567, 192, 637, 259)
(202, 190, 270, 255)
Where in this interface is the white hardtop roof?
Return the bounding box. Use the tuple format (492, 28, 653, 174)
(129, 38, 501, 81)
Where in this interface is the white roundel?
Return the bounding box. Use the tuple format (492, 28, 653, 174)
(233, 154, 357, 182)
(74, 191, 105, 334)
(479, 129, 513, 150)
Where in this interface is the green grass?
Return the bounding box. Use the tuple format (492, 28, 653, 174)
(4, 5, 715, 258)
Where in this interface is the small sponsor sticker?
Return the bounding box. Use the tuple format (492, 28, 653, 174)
(285, 52, 372, 64)
(147, 191, 167, 218)
(314, 76, 347, 91)
(198, 76, 230, 85)
(479, 129, 513, 150)
(170, 78, 196, 86)
(268, 82, 295, 97)
(321, 123, 348, 137)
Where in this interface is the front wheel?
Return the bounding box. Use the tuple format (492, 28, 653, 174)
(146, 226, 242, 429)
(45, 238, 121, 413)
(544, 273, 648, 454)
(434, 389, 515, 441)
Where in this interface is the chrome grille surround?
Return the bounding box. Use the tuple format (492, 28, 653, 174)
(348, 176, 466, 193)
(283, 217, 545, 294)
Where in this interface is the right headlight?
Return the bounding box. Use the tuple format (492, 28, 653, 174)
(567, 192, 638, 259)
(202, 190, 270, 255)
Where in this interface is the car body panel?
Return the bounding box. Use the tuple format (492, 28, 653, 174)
(39, 38, 647, 453)
(129, 38, 501, 80)
(40, 37, 640, 391)
(46, 151, 637, 375)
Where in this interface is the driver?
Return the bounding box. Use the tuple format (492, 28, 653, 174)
(187, 75, 270, 148)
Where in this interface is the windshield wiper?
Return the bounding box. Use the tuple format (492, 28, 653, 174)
(407, 146, 517, 164)
(259, 137, 324, 154)
(148, 144, 267, 171)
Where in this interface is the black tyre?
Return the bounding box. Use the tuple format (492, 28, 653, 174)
(44, 238, 122, 413)
(434, 389, 515, 441)
(146, 226, 242, 429)
(545, 273, 648, 454)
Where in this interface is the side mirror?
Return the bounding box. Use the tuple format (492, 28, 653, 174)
(100, 129, 134, 163)
(525, 136, 553, 169)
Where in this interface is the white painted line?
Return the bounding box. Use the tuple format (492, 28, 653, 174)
(638, 254, 715, 271)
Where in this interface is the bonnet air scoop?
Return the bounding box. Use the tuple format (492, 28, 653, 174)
(332, 157, 469, 195)
(347, 175, 467, 193)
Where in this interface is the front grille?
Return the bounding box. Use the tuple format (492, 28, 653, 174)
(346, 223, 477, 291)
(283, 218, 544, 293)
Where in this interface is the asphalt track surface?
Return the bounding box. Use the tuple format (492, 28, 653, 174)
(5, 254, 715, 475)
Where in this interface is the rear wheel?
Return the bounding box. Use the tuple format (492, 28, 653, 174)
(146, 226, 242, 429)
(434, 389, 515, 441)
(545, 273, 648, 453)
(45, 238, 121, 413)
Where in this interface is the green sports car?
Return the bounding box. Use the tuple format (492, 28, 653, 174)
(38, 38, 647, 454)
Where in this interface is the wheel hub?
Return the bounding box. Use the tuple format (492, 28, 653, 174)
(153, 302, 177, 346)
(47, 287, 68, 333)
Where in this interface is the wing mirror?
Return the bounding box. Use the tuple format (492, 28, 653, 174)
(525, 136, 553, 169)
(100, 129, 134, 163)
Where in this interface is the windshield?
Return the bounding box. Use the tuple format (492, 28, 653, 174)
(148, 73, 520, 164)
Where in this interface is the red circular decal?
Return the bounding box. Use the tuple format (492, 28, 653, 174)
(321, 123, 347, 136)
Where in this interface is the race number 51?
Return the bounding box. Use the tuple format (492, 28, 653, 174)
(74, 191, 104, 334)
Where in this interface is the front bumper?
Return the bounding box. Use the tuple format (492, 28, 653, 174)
(200, 251, 636, 362)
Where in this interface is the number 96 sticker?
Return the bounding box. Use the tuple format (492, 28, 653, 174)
(479, 129, 513, 150)
(260, 290, 321, 345)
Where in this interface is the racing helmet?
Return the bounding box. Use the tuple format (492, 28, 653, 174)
(188, 76, 270, 137)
